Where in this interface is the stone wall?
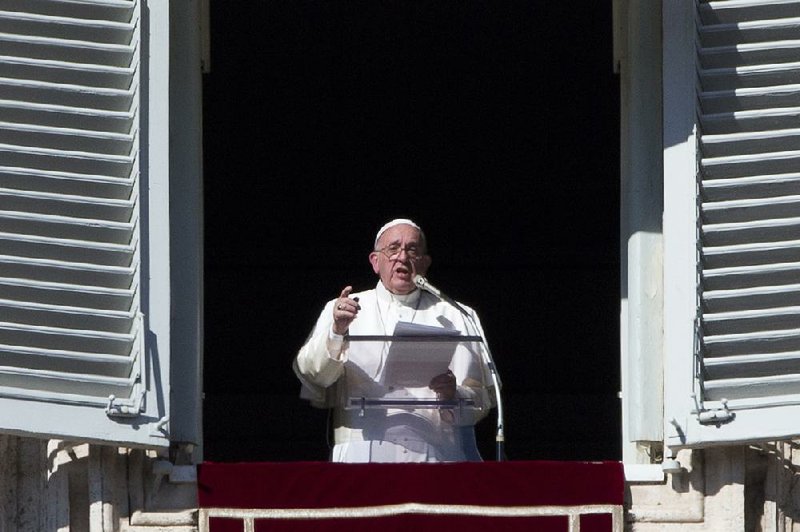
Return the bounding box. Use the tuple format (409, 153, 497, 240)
(627, 442, 800, 531)
(0, 435, 197, 531)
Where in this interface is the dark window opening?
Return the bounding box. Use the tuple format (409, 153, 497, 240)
(202, 1, 621, 462)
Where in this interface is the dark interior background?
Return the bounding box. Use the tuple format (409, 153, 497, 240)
(202, 1, 621, 462)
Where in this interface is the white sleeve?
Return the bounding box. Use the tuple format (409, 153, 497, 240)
(295, 300, 349, 389)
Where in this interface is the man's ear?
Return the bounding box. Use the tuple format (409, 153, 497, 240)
(369, 251, 380, 274)
(416, 255, 432, 275)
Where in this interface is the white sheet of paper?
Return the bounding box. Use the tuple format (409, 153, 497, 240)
(383, 321, 461, 387)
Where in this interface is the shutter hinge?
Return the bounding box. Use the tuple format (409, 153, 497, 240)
(692, 394, 735, 425)
(106, 390, 145, 418)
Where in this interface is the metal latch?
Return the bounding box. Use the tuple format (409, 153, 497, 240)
(106, 391, 145, 418)
(692, 394, 734, 424)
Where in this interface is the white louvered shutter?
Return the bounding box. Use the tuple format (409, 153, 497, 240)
(665, 0, 800, 447)
(0, 0, 170, 447)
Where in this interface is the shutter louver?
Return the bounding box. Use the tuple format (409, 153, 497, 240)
(0, 1, 146, 420)
(697, 0, 800, 409)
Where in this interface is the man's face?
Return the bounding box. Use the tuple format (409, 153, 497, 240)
(369, 224, 431, 295)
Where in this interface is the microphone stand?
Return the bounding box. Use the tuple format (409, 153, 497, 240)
(456, 301, 506, 462)
(416, 279, 506, 461)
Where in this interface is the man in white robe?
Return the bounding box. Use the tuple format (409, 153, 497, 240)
(294, 219, 495, 462)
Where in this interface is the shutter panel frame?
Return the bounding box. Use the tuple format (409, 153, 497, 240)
(664, 0, 800, 450)
(0, 0, 172, 448)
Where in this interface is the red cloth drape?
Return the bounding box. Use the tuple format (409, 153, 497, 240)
(199, 461, 624, 532)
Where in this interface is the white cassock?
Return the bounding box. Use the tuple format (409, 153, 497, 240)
(294, 281, 495, 462)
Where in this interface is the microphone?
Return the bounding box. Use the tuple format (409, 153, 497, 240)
(412, 274, 506, 461)
(413, 274, 444, 300)
(414, 274, 469, 316)
(414, 275, 469, 315)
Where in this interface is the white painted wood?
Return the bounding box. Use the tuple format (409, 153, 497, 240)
(167, 0, 205, 450)
(619, 0, 665, 457)
(664, 0, 800, 448)
(662, 0, 701, 455)
(143, 0, 174, 447)
(0, 0, 171, 447)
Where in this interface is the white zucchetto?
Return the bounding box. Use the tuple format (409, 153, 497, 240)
(374, 218, 421, 247)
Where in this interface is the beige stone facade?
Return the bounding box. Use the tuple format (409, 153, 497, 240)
(628, 444, 800, 531)
(0, 436, 196, 531)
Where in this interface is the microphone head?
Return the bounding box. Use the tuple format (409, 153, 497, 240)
(413, 274, 427, 288)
